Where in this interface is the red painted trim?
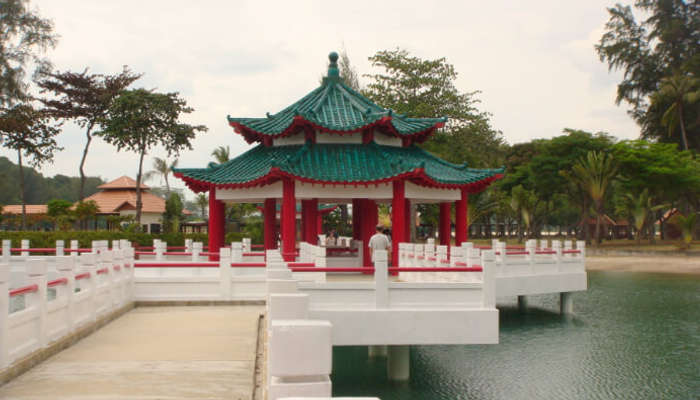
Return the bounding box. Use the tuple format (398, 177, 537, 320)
(288, 262, 315, 267)
(10, 248, 57, 253)
(135, 251, 156, 255)
(96, 268, 109, 275)
(290, 267, 375, 272)
(47, 277, 68, 287)
(231, 263, 266, 267)
(389, 267, 482, 272)
(75, 272, 91, 280)
(562, 250, 581, 254)
(163, 252, 194, 256)
(9, 284, 38, 297)
(134, 262, 219, 268)
(536, 250, 557, 254)
(113, 265, 121, 271)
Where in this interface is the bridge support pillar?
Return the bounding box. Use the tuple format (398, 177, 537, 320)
(387, 345, 410, 381)
(368, 345, 387, 358)
(517, 295, 528, 311)
(560, 292, 574, 315)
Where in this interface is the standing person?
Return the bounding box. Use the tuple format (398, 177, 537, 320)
(369, 225, 391, 265)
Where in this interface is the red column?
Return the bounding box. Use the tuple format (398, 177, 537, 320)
(264, 198, 276, 250)
(439, 202, 451, 246)
(361, 199, 378, 268)
(316, 214, 323, 240)
(404, 198, 412, 243)
(208, 187, 225, 261)
(302, 199, 318, 243)
(352, 199, 361, 240)
(392, 181, 406, 267)
(455, 188, 468, 245)
(281, 177, 296, 261)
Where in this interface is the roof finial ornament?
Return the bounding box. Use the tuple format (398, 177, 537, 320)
(327, 51, 340, 79)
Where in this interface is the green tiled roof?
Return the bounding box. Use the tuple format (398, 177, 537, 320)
(228, 52, 447, 143)
(173, 141, 504, 192)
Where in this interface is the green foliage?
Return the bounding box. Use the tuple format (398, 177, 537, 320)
(616, 188, 668, 243)
(163, 193, 183, 233)
(611, 140, 700, 205)
(0, 0, 57, 105)
(47, 198, 74, 231)
(596, 0, 699, 151)
(36, 66, 141, 200)
(211, 145, 230, 164)
(669, 213, 697, 249)
(195, 193, 208, 219)
(362, 48, 505, 168)
(74, 200, 98, 229)
(0, 156, 103, 204)
(96, 88, 207, 225)
(144, 157, 178, 194)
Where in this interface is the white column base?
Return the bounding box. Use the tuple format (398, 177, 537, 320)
(387, 345, 410, 381)
(517, 295, 528, 311)
(560, 292, 574, 315)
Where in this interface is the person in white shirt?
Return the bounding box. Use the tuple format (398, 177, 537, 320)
(368, 224, 391, 264)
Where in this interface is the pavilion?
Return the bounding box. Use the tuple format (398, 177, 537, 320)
(174, 52, 504, 264)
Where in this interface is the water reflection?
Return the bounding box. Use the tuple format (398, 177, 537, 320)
(332, 272, 700, 399)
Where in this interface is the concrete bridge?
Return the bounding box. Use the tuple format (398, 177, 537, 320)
(1, 238, 586, 399)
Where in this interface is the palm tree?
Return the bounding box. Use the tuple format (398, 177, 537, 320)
(619, 188, 668, 244)
(144, 157, 178, 195)
(569, 151, 617, 246)
(195, 193, 208, 219)
(652, 74, 699, 151)
(211, 145, 230, 164)
(670, 213, 697, 250)
(510, 185, 536, 242)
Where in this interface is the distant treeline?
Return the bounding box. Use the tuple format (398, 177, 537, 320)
(0, 157, 103, 205)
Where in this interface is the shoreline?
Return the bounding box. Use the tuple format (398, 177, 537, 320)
(586, 255, 700, 275)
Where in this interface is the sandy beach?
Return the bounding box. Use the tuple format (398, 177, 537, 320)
(587, 255, 700, 275)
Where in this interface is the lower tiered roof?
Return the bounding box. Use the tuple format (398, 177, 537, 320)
(174, 141, 503, 193)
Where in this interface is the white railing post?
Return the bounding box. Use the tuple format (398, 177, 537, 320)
(70, 240, 79, 255)
(21, 239, 29, 258)
(424, 242, 434, 268)
(192, 241, 202, 262)
(481, 250, 496, 308)
(219, 247, 232, 300)
(526, 240, 536, 271)
(564, 240, 573, 258)
(243, 238, 251, 253)
(80, 253, 98, 324)
(552, 240, 562, 271)
(576, 240, 586, 258)
(1, 239, 10, 263)
(125, 246, 135, 301)
(315, 246, 327, 268)
(0, 263, 9, 368)
(185, 238, 193, 253)
(102, 250, 117, 310)
(436, 245, 447, 267)
(374, 250, 389, 308)
(231, 242, 243, 263)
(26, 259, 48, 348)
(155, 241, 165, 262)
(539, 239, 548, 251)
(56, 256, 76, 331)
(56, 240, 65, 256)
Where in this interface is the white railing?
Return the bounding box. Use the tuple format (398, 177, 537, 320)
(1, 246, 135, 369)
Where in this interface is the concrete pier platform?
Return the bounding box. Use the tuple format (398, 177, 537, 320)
(0, 305, 264, 400)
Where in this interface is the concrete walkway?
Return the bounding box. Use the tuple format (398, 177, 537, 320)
(0, 305, 264, 400)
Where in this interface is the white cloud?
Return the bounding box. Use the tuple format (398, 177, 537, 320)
(0, 0, 638, 199)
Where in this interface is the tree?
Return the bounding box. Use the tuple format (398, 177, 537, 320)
(669, 213, 697, 249)
(570, 151, 618, 246)
(211, 145, 230, 163)
(339, 47, 360, 91)
(144, 156, 178, 195)
(0, 103, 60, 229)
(163, 193, 183, 233)
(74, 200, 98, 230)
(0, 0, 57, 106)
(195, 193, 208, 219)
(596, 0, 699, 150)
(47, 198, 73, 230)
(362, 48, 505, 168)
(651, 73, 699, 151)
(617, 188, 668, 244)
(36, 66, 141, 199)
(510, 185, 537, 242)
(96, 88, 207, 227)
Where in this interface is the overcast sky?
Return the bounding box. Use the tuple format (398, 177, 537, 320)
(2, 0, 638, 199)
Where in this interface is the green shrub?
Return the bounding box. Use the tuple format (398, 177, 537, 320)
(0, 231, 209, 248)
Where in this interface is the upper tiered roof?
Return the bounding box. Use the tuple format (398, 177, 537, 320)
(228, 52, 447, 144)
